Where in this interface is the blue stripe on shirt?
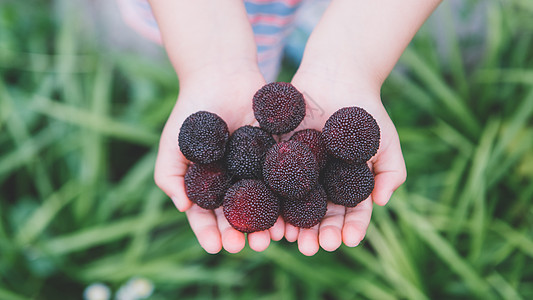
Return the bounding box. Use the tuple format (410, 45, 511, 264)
(252, 23, 286, 35)
(244, 2, 300, 16)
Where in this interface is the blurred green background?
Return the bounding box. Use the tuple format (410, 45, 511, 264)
(1, 0, 532, 299)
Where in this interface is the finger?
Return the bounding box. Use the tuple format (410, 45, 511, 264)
(214, 207, 246, 253)
(269, 216, 285, 241)
(318, 203, 345, 252)
(297, 224, 320, 256)
(154, 137, 192, 212)
(342, 197, 373, 247)
(284, 223, 300, 242)
(371, 140, 406, 206)
(185, 205, 222, 254)
(248, 230, 271, 252)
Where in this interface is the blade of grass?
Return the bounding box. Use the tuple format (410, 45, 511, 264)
(488, 128, 533, 188)
(401, 48, 481, 137)
(96, 150, 158, 221)
(54, 1, 85, 107)
(506, 179, 533, 222)
(0, 288, 31, 300)
(123, 187, 166, 263)
(392, 190, 494, 299)
(440, 1, 468, 98)
(78, 250, 245, 286)
(0, 126, 61, 177)
(490, 88, 533, 169)
(74, 61, 113, 221)
(439, 154, 469, 207)
(41, 210, 179, 256)
(476, 69, 533, 85)
(274, 269, 297, 300)
(449, 118, 499, 261)
(433, 119, 474, 155)
(264, 245, 397, 300)
(29, 95, 159, 146)
(0, 80, 56, 203)
(82, 262, 244, 286)
(468, 119, 500, 263)
(482, 1, 504, 69)
(492, 220, 533, 259)
(341, 245, 383, 276)
(388, 71, 438, 115)
(14, 180, 80, 246)
(365, 222, 428, 300)
(487, 271, 524, 300)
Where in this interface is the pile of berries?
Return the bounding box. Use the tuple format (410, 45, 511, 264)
(179, 82, 380, 233)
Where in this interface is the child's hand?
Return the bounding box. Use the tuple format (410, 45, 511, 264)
(154, 67, 285, 254)
(284, 68, 407, 256)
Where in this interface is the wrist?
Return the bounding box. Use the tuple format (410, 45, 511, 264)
(290, 65, 384, 133)
(293, 62, 382, 99)
(177, 57, 262, 88)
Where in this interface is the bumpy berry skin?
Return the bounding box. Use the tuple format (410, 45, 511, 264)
(184, 163, 231, 209)
(322, 106, 380, 164)
(253, 82, 306, 134)
(282, 185, 328, 228)
(290, 129, 328, 170)
(226, 126, 276, 179)
(263, 140, 319, 199)
(178, 111, 229, 164)
(223, 179, 280, 233)
(323, 160, 374, 207)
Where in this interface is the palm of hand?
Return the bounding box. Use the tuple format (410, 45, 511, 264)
(154, 72, 287, 254)
(283, 72, 407, 255)
(155, 69, 405, 255)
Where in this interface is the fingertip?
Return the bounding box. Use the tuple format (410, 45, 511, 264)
(298, 228, 320, 256)
(372, 167, 406, 206)
(372, 190, 392, 206)
(373, 173, 397, 206)
(269, 216, 285, 241)
(248, 230, 271, 252)
(285, 224, 299, 242)
(171, 196, 193, 212)
(198, 227, 222, 254)
(221, 227, 246, 253)
(342, 222, 365, 247)
(319, 225, 342, 252)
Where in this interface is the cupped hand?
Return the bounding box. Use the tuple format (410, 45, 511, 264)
(154, 65, 285, 254)
(284, 67, 407, 256)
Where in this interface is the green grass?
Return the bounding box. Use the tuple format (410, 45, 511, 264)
(1, 0, 532, 299)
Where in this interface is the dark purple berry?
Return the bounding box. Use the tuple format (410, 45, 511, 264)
(223, 179, 280, 233)
(282, 185, 327, 228)
(226, 126, 276, 179)
(263, 140, 319, 199)
(178, 111, 229, 164)
(322, 106, 380, 164)
(253, 82, 305, 134)
(290, 129, 328, 170)
(185, 163, 231, 209)
(323, 160, 374, 207)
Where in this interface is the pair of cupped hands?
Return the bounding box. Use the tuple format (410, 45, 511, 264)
(154, 61, 406, 256)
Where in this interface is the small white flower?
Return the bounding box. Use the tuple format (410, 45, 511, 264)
(115, 277, 154, 300)
(115, 284, 135, 300)
(128, 277, 154, 299)
(83, 283, 111, 300)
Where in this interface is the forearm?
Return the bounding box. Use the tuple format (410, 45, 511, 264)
(299, 0, 441, 90)
(148, 0, 259, 82)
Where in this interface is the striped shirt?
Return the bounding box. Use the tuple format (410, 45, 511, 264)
(117, 0, 305, 81)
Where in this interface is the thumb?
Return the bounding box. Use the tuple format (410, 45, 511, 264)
(371, 140, 406, 206)
(154, 139, 192, 212)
